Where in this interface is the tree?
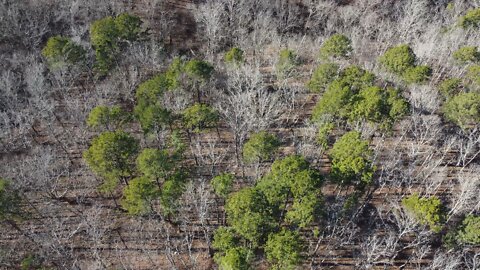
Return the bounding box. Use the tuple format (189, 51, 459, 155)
(134, 74, 172, 134)
(136, 148, 174, 181)
(319, 34, 352, 59)
(402, 65, 431, 84)
(379, 44, 416, 74)
(211, 173, 235, 199)
(121, 176, 159, 215)
(459, 8, 480, 29)
(90, 13, 144, 74)
(86, 105, 131, 130)
(225, 47, 244, 65)
(215, 247, 253, 270)
(443, 92, 480, 129)
(185, 59, 214, 81)
(307, 63, 339, 93)
(159, 173, 187, 216)
(0, 178, 21, 221)
(276, 49, 298, 78)
(225, 187, 275, 246)
(329, 131, 375, 185)
(453, 46, 480, 64)
(467, 65, 480, 87)
(42, 36, 85, 67)
(401, 193, 444, 232)
(457, 214, 480, 245)
(438, 78, 462, 98)
(114, 13, 143, 41)
(256, 155, 323, 227)
(265, 229, 304, 270)
(212, 227, 238, 252)
(182, 103, 219, 133)
(242, 131, 280, 164)
(83, 131, 139, 192)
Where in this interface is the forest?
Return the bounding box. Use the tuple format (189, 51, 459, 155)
(0, 0, 479, 269)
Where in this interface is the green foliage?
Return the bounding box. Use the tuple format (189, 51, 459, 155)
(90, 13, 143, 75)
(184, 59, 214, 81)
(319, 34, 352, 59)
(453, 46, 480, 64)
(121, 176, 158, 215)
(285, 191, 323, 228)
(242, 131, 280, 164)
(83, 131, 139, 192)
(443, 92, 480, 129)
(386, 87, 409, 121)
(438, 78, 462, 98)
(379, 44, 416, 74)
(307, 63, 339, 93)
(87, 105, 131, 130)
(42, 36, 85, 67)
(165, 58, 186, 90)
(276, 49, 298, 78)
(224, 47, 244, 65)
(212, 227, 238, 252)
(311, 65, 408, 128)
(20, 255, 35, 270)
(159, 172, 187, 216)
(215, 247, 253, 270)
(256, 155, 323, 227)
(137, 148, 174, 181)
(317, 122, 335, 150)
(114, 13, 143, 41)
(457, 214, 480, 244)
(211, 173, 235, 199)
(225, 187, 275, 246)
(134, 74, 172, 134)
(459, 8, 480, 29)
(182, 103, 219, 133)
(402, 194, 444, 232)
(467, 64, 480, 87)
(265, 229, 304, 270)
(0, 178, 21, 221)
(402, 65, 432, 84)
(329, 131, 374, 185)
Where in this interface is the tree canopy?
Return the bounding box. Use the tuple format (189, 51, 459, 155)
(319, 34, 352, 59)
(42, 36, 85, 67)
(443, 92, 480, 129)
(242, 131, 280, 164)
(402, 194, 444, 232)
(265, 229, 304, 270)
(87, 105, 131, 130)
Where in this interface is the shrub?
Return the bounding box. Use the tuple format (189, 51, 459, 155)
(438, 78, 462, 98)
(379, 44, 416, 74)
(457, 214, 480, 245)
(453, 46, 480, 64)
(0, 178, 21, 221)
(42, 36, 85, 67)
(329, 131, 374, 185)
(242, 131, 280, 164)
(443, 92, 480, 129)
(225, 187, 275, 246)
(459, 8, 480, 29)
(265, 229, 304, 270)
(211, 173, 235, 199)
(225, 47, 244, 65)
(307, 63, 339, 93)
(83, 131, 139, 192)
(87, 105, 131, 130)
(319, 34, 352, 59)
(182, 103, 219, 133)
(402, 65, 432, 84)
(402, 194, 444, 232)
(121, 176, 158, 215)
